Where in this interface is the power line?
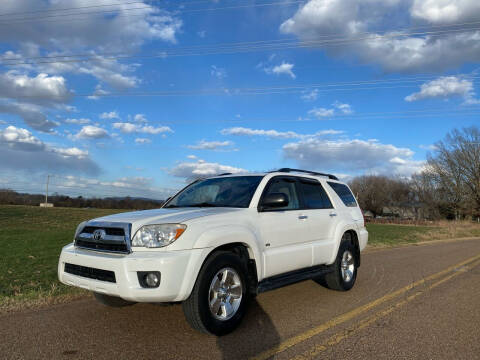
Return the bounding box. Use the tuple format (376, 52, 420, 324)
(0, 1, 161, 17)
(3, 25, 480, 66)
(0, 1, 304, 25)
(0, 0, 249, 18)
(7, 74, 479, 100)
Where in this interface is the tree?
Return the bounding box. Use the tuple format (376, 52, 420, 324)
(427, 126, 480, 219)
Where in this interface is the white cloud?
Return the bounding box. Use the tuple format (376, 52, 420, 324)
(280, 0, 480, 72)
(187, 140, 235, 150)
(65, 118, 91, 125)
(113, 122, 173, 135)
(308, 107, 335, 118)
(221, 127, 342, 139)
(170, 159, 246, 179)
(0, 125, 43, 150)
(0, 71, 73, 132)
(87, 84, 109, 100)
(0, 102, 59, 132)
(301, 89, 319, 101)
(0, 2, 182, 52)
(266, 62, 296, 79)
(135, 138, 151, 144)
(283, 137, 424, 176)
(134, 114, 148, 123)
(333, 101, 353, 114)
(53, 147, 89, 158)
(100, 111, 120, 120)
(210, 65, 227, 79)
(308, 101, 353, 119)
(74, 125, 109, 139)
(405, 76, 477, 102)
(411, 0, 480, 24)
(0, 126, 99, 174)
(0, 71, 72, 103)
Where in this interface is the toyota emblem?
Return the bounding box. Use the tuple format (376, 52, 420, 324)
(93, 229, 106, 241)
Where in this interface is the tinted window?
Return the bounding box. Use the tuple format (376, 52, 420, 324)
(165, 176, 263, 208)
(261, 178, 300, 210)
(327, 182, 357, 207)
(299, 180, 333, 209)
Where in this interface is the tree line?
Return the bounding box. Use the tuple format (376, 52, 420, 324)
(349, 126, 480, 220)
(0, 190, 164, 210)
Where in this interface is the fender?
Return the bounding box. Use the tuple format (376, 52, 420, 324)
(175, 224, 264, 301)
(194, 224, 264, 278)
(327, 221, 359, 265)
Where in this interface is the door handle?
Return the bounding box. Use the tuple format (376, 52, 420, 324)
(329, 212, 337, 217)
(298, 215, 308, 220)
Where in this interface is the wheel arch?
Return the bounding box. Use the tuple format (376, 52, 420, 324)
(178, 227, 263, 301)
(328, 225, 361, 267)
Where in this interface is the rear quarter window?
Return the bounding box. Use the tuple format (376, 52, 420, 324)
(327, 182, 357, 207)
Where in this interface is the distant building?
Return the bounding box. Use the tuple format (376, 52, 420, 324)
(39, 203, 54, 207)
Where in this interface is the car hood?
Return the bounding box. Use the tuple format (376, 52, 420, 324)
(90, 207, 243, 229)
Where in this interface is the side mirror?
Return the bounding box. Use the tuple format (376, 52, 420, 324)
(260, 193, 289, 211)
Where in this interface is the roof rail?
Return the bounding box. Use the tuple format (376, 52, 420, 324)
(216, 172, 233, 176)
(273, 168, 339, 180)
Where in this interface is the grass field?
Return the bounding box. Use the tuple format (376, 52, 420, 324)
(1, 205, 479, 309)
(0, 205, 124, 308)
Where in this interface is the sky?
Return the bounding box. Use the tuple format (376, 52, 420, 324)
(0, 0, 479, 200)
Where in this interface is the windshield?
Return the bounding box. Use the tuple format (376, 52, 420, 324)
(164, 176, 263, 208)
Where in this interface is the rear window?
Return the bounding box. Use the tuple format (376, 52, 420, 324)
(327, 182, 357, 207)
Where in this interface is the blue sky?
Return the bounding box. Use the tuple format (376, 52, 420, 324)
(1, 0, 479, 199)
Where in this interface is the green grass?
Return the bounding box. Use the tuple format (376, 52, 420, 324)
(0, 205, 124, 304)
(0, 205, 479, 309)
(366, 223, 435, 246)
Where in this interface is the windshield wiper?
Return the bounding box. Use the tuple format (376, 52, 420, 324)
(163, 204, 179, 208)
(188, 202, 222, 208)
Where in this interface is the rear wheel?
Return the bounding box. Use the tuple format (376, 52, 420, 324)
(182, 251, 249, 336)
(93, 292, 136, 307)
(322, 233, 358, 291)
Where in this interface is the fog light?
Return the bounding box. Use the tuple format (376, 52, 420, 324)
(137, 271, 161, 288)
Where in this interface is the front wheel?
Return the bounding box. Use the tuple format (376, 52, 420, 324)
(322, 233, 358, 291)
(182, 251, 249, 336)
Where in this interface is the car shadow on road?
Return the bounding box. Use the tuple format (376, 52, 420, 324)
(216, 298, 280, 360)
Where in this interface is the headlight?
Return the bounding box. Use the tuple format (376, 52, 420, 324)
(132, 224, 187, 248)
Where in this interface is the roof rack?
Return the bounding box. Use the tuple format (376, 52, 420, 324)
(273, 168, 339, 181)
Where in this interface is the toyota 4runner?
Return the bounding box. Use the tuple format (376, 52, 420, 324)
(58, 168, 368, 335)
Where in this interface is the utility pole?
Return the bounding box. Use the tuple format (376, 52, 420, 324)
(40, 174, 54, 207)
(45, 174, 51, 204)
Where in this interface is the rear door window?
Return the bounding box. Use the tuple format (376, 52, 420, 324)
(298, 179, 333, 209)
(327, 182, 357, 207)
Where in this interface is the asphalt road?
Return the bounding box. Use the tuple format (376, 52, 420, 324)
(1, 239, 479, 360)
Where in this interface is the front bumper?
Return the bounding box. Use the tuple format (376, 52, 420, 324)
(58, 244, 206, 302)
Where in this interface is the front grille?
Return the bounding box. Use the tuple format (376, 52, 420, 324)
(64, 263, 116, 283)
(75, 239, 128, 252)
(74, 223, 130, 254)
(81, 226, 125, 236)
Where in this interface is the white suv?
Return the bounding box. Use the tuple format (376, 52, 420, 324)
(58, 168, 368, 335)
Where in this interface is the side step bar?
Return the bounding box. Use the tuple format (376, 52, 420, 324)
(257, 264, 334, 294)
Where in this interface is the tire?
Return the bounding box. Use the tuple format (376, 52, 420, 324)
(321, 233, 358, 291)
(93, 292, 136, 307)
(182, 251, 249, 336)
